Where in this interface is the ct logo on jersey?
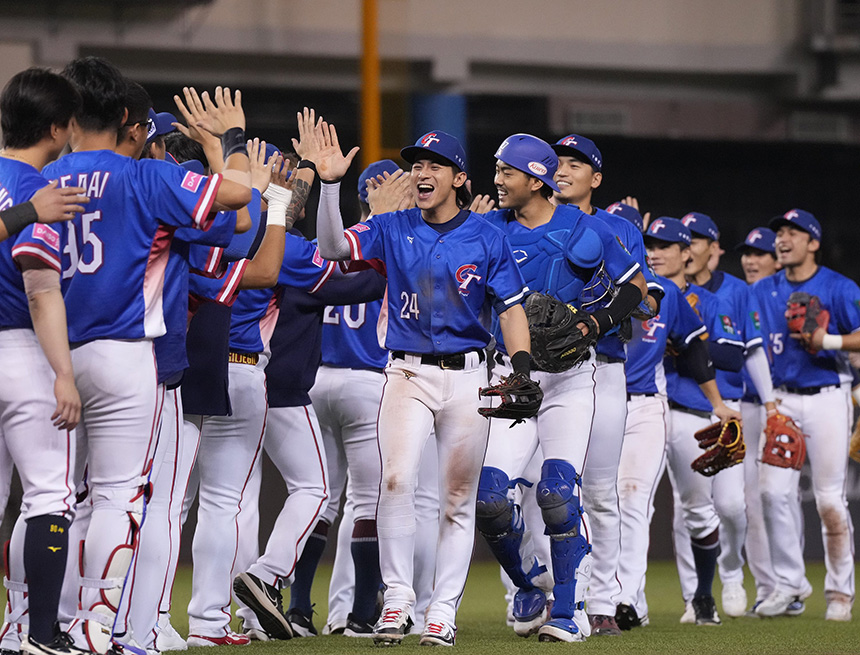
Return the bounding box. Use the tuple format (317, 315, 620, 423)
(421, 133, 440, 148)
(456, 264, 482, 296)
(641, 316, 665, 343)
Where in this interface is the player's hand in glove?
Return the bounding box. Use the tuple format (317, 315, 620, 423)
(713, 402, 742, 425)
(525, 292, 599, 373)
(786, 292, 830, 354)
(478, 372, 543, 426)
(691, 419, 745, 477)
(762, 411, 807, 470)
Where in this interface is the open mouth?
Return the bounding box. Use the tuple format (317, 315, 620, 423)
(416, 183, 434, 201)
(496, 187, 508, 202)
(556, 180, 571, 189)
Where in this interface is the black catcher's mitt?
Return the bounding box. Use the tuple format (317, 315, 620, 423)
(525, 292, 598, 373)
(785, 292, 830, 354)
(478, 373, 543, 425)
(690, 419, 746, 477)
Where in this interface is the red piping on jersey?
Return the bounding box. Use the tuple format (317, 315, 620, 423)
(310, 261, 337, 294)
(344, 229, 362, 260)
(11, 244, 61, 272)
(192, 174, 222, 231)
(217, 259, 248, 306)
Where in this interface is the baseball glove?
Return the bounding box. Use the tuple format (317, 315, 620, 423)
(525, 292, 599, 373)
(690, 419, 745, 477)
(478, 372, 543, 425)
(762, 412, 807, 470)
(785, 292, 830, 354)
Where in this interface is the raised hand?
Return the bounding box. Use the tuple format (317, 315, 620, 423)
(367, 169, 414, 215)
(469, 193, 496, 214)
(291, 107, 324, 164)
(621, 195, 651, 230)
(173, 87, 222, 150)
(248, 138, 276, 193)
(314, 119, 360, 182)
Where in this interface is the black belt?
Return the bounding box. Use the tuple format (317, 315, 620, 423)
(779, 384, 839, 396)
(391, 350, 485, 370)
(229, 351, 260, 365)
(668, 400, 711, 419)
(596, 353, 625, 365)
(627, 392, 657, 401)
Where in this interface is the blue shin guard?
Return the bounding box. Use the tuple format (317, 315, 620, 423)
(475, 467, 545, 590)
(536, 459, 592, 621)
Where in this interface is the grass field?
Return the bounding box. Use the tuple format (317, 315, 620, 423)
(166, 560, 859, 655)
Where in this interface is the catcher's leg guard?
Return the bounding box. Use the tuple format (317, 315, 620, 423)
(536, 459, 592, 627)
(475, 467, 546, 590)
(79, 544, 135, 654)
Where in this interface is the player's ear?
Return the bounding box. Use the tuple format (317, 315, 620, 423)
(452, 170, 467, 189)
(591, 171, 603, 190)
(809, 237, 820, 253)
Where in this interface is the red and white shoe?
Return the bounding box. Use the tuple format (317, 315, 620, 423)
(185, 633, 250, 647)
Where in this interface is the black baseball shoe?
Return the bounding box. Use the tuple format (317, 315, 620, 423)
(692, 594, 722, 626)
(286, 607, 318, 637)
(233, 572, 294, 640)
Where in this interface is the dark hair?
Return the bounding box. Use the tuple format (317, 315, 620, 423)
(1, 68, 80, 149)
(455, 183, 472, 209)
(62, 56, 127, 133)
(120, 79, 152, 139)
(538, 181, 553, 199)
(140, 136, 163, 159)
(164, 131, 208, 169)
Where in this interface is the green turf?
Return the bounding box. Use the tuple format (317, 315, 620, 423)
(167, 560, 859, 654)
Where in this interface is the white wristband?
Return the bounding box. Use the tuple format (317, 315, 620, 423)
(266, 200, 287, 228)
(263, 182, 293, 206)
(821, 333, 843, 350)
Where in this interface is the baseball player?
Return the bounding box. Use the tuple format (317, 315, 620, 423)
(314, 125, 534, 646)
(44, 57, 252, 654)
(677, 212, 777, 618)
(478, 134, 646, 642)
(750, 209, 857, 621)
(0, 183, 90, 243)
(551, 135, 664, 636)
(0, 67, 82, 655)
(642, 217, 744, 626)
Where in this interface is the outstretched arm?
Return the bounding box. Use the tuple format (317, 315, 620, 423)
(314, 116, 360, 261)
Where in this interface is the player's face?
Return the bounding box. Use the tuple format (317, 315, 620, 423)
(553, 156, 601, 205)
(494, 161, 536, 209)
(775, 226, 818, 267)
(741, 249, 778, 283)
(686, 237, 713, 276)
(646, 241, 688, 278)
(411, 159, 463, 211)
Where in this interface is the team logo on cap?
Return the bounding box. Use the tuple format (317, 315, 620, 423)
(649, 219, 666, 234)
(562, 136, 578, 146)
(147, 121, 157, 141)
(784, 210, 799, 220)
(681, 214, 697, 227)
(747, 230, 762, 244)
(528, 162, 548, 176)
(456, 264, 482, 296)
(606, 202, 621, 213)
(421, 133, 440, 147)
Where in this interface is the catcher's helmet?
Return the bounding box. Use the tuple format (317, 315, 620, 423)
(494, 133, 560, 192)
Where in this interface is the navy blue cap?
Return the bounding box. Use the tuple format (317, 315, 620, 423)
(147, 108, 178, 144)
(494, 133, 560, 193)
(681, 212, 719, 240)
(179, 159, 205, 176)
(401, 131, 467, 172)
(551, 134, 603, 171)
(606, 201, 643, 232)
(735, 227, 776, 253)
(644, 217, 692, 246)
(358, 159, 400, 204)
(769, 208, 822, 241)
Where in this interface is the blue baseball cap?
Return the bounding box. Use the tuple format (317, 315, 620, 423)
(606, 202, 643, 232)
(264, 143, 281, 164)
(680, 212, 719, 241)
(769, 209, 822, 241)
(358, 159, 400, 204)
(644, 217, 692, 246)
(735, 227, 776, 253)
(494, 133, 560, 193)
(179, 159, 205, 176)
(551, 134, 603, 172)
(401, 130, 467, 173)
(146, 108, 178, 144)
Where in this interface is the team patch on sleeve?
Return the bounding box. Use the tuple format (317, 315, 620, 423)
(349, 223, 370, 233)
(181, 171, 204, 193)
(312, 247, 324, 268)
(720, 314, 735, 334)
(31, 223, 60, 250)
(750, 310, 761, 330)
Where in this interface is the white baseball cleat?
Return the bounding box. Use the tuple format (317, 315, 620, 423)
(721, 581, 747, 618)
(419, 620, 456, 647)
(372, 606, 413, 646)
(679, 601, 695, 624)
(154, 613, 187, 651)
(825, 600, 852, 622)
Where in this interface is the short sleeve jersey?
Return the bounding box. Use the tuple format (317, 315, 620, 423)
(0, 158, 59, 329)
(322, 299, 388, 370)
(343, 208, 527, 355)
(626, 276, 706, 395)
(42, 150, 222, 343)
(750, 266, 860, 388)
(665, 282, 745, 412)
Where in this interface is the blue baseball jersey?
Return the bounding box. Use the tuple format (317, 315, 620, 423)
(343, 208, 527, 355)
(626, 276, 706, 395)
(593, 206, 661, 361)
(0, 158, 58, 329)
(43, 150, 222, 343)
(228, 232, 336, 353)
(483, 203, 639, 355)
(322, 299, 388, 370)
(750, 267, 860, 388)
(665, 282, 745, 412)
